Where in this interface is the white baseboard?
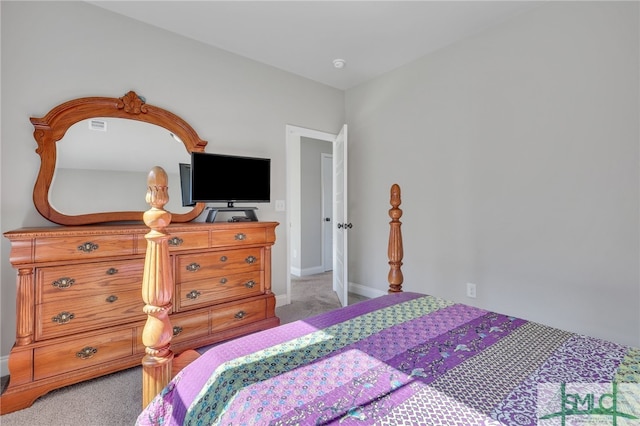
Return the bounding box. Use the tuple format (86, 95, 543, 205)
(275, 292, 288, 307)
(349, 282, 387, 299)
(1, 354, 8, 377)
(289, 266, 326, 277)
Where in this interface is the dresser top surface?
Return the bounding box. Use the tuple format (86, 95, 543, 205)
(4, 221, 279, 239)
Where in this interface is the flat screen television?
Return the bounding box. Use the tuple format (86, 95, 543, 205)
(190, 152, 271, 207)
(179, 163, 195, 207)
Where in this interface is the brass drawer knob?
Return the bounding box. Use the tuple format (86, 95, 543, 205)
(235, 310, 247, 319)
(245, 280, 256, 288)
(76, 347, 97, 360)
(77, 242, 99, 253)
(105, 295, 118, 303)
(245, 255, 257, 264)
(173, 326, 183, 336)
(52, 311, 75, 324)
(219, 277, 228, 284)
(106, 268, 118, 275)
(186, 290, 201, 300)
(234, 233, 246, 241)
(186, 262, 201, 272)
(168, 237, 184, 246)
(52, 277, 75, 289)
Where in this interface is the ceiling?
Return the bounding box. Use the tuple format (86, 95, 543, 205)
(89, 1, 542, 90)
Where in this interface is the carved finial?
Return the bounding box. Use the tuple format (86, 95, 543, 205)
(118, 90, 148, 115)
(146, 166, 169, 209)
(389, 184, 402, 219)
(144, 166, 171, 232)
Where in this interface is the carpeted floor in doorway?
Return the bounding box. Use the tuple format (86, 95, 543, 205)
(277, 271, 368, 324)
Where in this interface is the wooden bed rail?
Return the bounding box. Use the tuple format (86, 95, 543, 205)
(388, 184, 403, 293)
(141, 166, 174, 408)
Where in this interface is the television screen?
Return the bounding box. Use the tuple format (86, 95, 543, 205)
(179, 163, 195, 207)
(190, 152, 271, 206)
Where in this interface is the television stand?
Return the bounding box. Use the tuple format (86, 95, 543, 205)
(205, 207, 258, 223)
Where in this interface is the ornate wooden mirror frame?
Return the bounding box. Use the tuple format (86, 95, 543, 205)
(31, 91, 207, 225)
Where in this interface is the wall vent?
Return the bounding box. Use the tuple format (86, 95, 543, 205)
(88, 119, 107, 132)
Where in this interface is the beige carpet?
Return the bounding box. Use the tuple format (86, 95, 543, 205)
(0, 272, 366, 425)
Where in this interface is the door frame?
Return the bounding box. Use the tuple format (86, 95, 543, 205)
(285, 125, 338, 305)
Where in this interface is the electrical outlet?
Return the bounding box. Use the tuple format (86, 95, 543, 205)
(466, 282, 477, 298)
(275, 200, 285, 212)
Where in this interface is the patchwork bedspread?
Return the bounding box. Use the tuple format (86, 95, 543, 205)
(137, 292, 640, 425)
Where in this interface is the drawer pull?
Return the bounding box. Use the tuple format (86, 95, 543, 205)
(106, 268, 118, 275)
(168, 237, 184, 246)
(219, 277, 228, 284)
(173, 326, 183, 336)
(186, 263, 201, 272)
(245, 255, 257, 264)
(220, 255, 228, 262)
(235, 310, 247, 319)
(52, 277, 75, 289)
(186, 290, 201, 300)
(245, 280, 256, 288)
(52, 311, 75, 324)
(234, 233, 246, 241)
(77, 242, 99, 253)
(106, 295, 118, 303)
(76, 347, 98, 360)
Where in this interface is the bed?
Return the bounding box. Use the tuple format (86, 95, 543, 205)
(137, 182, 639, 425)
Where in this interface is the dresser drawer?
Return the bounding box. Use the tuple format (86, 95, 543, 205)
(210, 228, 266, 247)
(37, 259, 143, 303)
(140, 230, 209, 252)
(176, 248, 262, 283)
(135, 311, 210, 353)
(36, 289, 144, 340)
(34, 328, 134, 380)
(34, 234, 135, 262)
(177, 271, 263, 311)
(210, 298, 266, 333)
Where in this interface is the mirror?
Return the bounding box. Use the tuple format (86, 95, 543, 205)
(31, 91, 207, 225)
(52, 118, 192, 216)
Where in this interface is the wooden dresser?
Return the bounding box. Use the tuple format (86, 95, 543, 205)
(1, 221, 279, 414)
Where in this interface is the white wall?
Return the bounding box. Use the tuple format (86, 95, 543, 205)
(0, 1, 344, 363)
(2, 0, 638, 375)
(346, 1, 639, 347)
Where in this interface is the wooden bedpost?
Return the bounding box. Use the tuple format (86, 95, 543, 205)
(388, 184, 404, 293)
(141, 166, 174, 408)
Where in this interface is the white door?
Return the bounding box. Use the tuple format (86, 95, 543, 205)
(333, 125, 348, 307)
(321, 153, 333, 272)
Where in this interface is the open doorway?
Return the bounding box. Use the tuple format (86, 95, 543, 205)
(293, 138, 333, 276)
(285, 125, 338, 306)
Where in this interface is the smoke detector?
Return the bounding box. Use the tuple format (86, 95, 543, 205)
(332, 59, 346, 69)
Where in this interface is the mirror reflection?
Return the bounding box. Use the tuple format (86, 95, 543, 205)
(51, 118, 192, 215)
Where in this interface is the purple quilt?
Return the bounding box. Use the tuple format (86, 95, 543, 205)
(137, 292, 640, 425)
